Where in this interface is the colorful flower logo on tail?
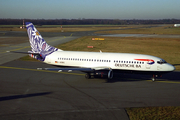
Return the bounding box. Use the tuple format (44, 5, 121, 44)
(26, 22, 58, 61)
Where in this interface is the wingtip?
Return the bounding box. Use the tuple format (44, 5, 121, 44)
(37, 68, 43, 70)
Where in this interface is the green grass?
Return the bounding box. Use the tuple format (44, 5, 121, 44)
(126, 106, 180, 120)
(96, 25, 180, 35)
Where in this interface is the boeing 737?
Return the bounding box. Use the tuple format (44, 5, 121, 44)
(9, 22, 175, 81)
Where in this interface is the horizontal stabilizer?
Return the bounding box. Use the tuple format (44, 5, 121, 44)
(7, 51, 40, 55)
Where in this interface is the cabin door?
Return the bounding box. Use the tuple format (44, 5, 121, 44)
(145, 62, 151, 69)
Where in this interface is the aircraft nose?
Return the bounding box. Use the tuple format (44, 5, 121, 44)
(168, 64, 176, 71)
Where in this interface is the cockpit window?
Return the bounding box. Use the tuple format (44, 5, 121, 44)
(157, 59, 167, 64)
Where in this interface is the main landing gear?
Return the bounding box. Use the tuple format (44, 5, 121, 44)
(85, 70, 113, 80)
(85, 73, 91, 79)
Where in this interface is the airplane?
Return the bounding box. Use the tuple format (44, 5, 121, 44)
(8, 22, 175, 82)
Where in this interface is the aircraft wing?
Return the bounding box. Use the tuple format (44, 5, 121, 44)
(37, 66, 112, 72)
(37, 67, 94, 72)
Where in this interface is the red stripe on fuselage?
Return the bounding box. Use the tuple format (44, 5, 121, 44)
(134, 59, 154, 62)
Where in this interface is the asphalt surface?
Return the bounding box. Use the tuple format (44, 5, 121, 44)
(0, 60, 180, 120)
(0, 30, 180, 120)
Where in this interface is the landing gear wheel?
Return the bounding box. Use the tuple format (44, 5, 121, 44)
(152, 75, 156, 82)
(152, 77, 156, 82)
(85, 73, 91, 79)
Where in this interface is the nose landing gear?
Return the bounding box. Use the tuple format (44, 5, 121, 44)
(152, 74, 161, 82)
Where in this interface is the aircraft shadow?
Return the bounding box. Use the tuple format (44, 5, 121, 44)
(0, 92, 52, 101)
(104, 71, 180, 83)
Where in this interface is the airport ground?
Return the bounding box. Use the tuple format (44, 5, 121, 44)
(0, 25, 180, 120)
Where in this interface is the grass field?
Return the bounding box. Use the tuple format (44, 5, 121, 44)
(96, 25, 180, 35)
(126, 106, 180, 120)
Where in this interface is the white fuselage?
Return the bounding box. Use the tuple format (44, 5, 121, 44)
(44, 50, 175, 73)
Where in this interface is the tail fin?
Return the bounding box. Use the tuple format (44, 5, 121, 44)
(26, 22, 59, 61)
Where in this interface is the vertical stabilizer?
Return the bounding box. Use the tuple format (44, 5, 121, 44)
(26, 22, 59, 61)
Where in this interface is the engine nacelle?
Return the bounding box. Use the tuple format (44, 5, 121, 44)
(108, 69, 113, 79)
(94, 70, 113, 79)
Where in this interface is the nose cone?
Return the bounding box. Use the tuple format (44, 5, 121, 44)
(169, 64, 176, 71)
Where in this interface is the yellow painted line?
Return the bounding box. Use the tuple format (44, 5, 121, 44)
(0, 66, 84, 76)
(0, 33, 5, 35)
(146, 80, 180, 84)
(0, 46, 30, 54)
(157, 81, 180, 84)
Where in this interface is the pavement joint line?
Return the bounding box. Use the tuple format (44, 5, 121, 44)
(0, 65, 180, 84)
